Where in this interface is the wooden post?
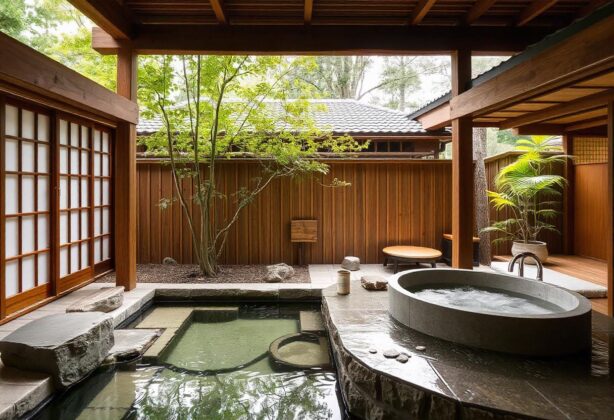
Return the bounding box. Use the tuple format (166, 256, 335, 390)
(451, 49, 474, 269)
(114, 48, 137, 290)
(608, 100, 614, 316)
(562, 134, 574, 255)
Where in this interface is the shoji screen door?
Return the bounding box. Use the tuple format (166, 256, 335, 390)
(2, 98, 115, 317)
(92, 128, 113, 271)
(2, 101, 52, 314)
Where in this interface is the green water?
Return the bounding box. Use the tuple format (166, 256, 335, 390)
(164, 318, 299, 373)
(34, 304, 344, 420)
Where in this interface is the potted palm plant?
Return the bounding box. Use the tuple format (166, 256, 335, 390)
(483, 136, 568, 263)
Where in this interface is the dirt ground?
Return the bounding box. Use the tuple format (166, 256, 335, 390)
(97, 264, 311, 284)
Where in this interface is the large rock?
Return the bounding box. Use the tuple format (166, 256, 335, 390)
(341, 256, 360, 271)
(264, 263, 294, 283)
(66, 287, 124, 313)
(0, 313, 114, 388)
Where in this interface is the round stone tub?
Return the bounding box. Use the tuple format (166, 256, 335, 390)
(388, 268, 592, 356)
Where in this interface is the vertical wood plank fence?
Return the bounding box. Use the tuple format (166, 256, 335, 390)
(136, 153, 568, 265)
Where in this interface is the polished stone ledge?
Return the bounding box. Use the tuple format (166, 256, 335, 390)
(322, 280, 614, 419)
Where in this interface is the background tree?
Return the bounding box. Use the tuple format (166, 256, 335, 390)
(139, 55, 364, 276)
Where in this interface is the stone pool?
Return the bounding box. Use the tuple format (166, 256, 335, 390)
(33, 303, 344, 419)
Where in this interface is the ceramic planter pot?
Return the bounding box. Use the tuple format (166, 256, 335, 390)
(511, 240, 548, 264)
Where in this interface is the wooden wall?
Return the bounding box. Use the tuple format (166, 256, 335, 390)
(484, 152, 566, 257)
(137, 159, 452, 265)
(574, 163, 607, 260)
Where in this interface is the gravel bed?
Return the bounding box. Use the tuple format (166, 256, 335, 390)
(97, 264, 310, 284)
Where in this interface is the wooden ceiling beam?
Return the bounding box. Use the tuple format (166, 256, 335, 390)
(410, 0, 438, 25)
(67, 0, 133, 39)
(517, 0, 558, 26)
(499, 89, 614, 129)
(565, 116, 608, 131)
(92, 25, 553, 55)
(0, 32, 137, 123)
(305, 0, 314, 24)
(512, 124, 565, 135)
(209, 0, 227, 24)
(449, 12, 614, 120)
(465, 0, 497, 25)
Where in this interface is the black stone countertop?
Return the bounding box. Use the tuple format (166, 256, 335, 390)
(323, 281, 614, 419)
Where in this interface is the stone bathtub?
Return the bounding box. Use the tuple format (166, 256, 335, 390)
(388, 268, 592, 356)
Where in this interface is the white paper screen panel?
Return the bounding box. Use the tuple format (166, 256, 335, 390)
(3, 104, 51, 298)
(93, 129, 112, 264)
(58, 118, 92, 277)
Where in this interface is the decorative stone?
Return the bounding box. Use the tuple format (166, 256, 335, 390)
(0, 313, 114, 388)
(162, 257, 177, 265)
(383, 349, 400, 359)
(396, 354, 410, 363)
(368, 348, 377, 354)
(66, 287, 124, 313)
(263, 263, 295, 283)
(103, 329, 161, 364)
(361, 275, 388, 291)
(415, 345, 426, 352)
(341, 256, 360, 271)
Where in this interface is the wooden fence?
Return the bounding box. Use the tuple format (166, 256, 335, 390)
(136, 153, 567, 265)
(137, 159, 452, 265)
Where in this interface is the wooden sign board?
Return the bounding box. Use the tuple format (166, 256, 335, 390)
(291, 220, 318, 243)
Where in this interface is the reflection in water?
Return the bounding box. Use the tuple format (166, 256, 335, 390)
(126, 368, 338, 419)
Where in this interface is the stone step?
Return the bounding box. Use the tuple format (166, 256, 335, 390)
(66, 287, 124, 313)
(0, 313, 114, 388)
(104, 329, 162, 364)
(300, 311, 325, 334)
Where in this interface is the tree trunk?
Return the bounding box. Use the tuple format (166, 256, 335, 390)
(473, 127, 491, 265)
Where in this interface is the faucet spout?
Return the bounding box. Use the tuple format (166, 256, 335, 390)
(507, 252, 543, 281)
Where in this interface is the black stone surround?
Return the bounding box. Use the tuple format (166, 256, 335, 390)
(322, 282, 614, 419)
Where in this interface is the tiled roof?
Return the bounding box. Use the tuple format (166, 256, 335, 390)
(137, 99, 445, 136)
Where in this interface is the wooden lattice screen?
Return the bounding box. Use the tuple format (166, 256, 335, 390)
(1, 97, 115, 317)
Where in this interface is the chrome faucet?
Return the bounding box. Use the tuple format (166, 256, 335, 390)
(507, 252, 544, 281)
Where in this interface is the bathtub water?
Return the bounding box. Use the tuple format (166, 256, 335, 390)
(410, 284, 564, 315)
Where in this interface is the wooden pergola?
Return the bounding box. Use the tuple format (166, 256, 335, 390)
(64, 0, 613, 314)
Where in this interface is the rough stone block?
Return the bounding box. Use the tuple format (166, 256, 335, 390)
(361, 275, 388, 291)
(103, 329, 161, 364)
(0, 313, 114, 388)
(263, 263, 295, 282)
(341, 256, 360, 271)
(66, 287, 124, 313)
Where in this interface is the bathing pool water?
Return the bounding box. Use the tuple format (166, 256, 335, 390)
(34, 304, 344, 420)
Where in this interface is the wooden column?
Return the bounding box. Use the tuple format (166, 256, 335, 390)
(115, 48, 137, 290)
(562, 134, 574, 255)
(608, 100, 614, 316)
(451, 49, 474, 269)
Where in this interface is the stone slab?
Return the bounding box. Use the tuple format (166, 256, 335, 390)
(0, 312, 114, 388)
(0, 361, 54, 420)
(104, 329, 161, 364)
(66, 286, 124, 313)
(299, 311, 325, 334)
